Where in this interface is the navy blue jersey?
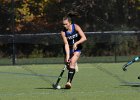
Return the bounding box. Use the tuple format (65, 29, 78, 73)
(63, 24, 82, 50)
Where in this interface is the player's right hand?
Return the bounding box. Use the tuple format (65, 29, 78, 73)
(65, 59, 70, 69)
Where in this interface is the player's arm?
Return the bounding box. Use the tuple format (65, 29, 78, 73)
(60, 31, 70, 62)
(74, 24, 87, 50)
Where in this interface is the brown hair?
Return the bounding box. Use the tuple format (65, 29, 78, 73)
(63, 16, 72, 23)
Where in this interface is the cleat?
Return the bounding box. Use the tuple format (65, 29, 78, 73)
(65, 82, 72, 89)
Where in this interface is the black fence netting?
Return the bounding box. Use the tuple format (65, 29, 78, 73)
(0, 31, 140, 65)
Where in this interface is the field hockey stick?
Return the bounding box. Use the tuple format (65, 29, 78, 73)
(52, 64, 67, 89)
(122, 56, 140, 71)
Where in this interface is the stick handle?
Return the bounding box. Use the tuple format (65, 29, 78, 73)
(55, 65, 67, 86)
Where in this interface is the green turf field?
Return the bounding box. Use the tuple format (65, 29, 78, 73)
(0, 63, 140, 100)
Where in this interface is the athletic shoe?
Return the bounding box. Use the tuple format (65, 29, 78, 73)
(65, 82, 71, 89)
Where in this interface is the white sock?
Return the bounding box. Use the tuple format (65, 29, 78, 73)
(75, 63, 79, 72)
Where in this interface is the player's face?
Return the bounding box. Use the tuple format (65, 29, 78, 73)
(63, 19, 71, 29)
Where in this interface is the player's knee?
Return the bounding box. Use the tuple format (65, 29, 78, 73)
(69, 65, 75, 69)
(70, 62, 76, 69)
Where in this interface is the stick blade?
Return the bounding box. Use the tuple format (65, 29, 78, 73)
(122, 64, 127, 71)
(52, 83, 57, 89)
(138, 76, 140, 79)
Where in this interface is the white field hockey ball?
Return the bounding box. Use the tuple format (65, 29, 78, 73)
(57, 85, 61, 89)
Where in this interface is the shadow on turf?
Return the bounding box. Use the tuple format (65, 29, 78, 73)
(95, 64, 140, 88)
(0, 71, 58, 78)
(35, 87, 67, 90)
(120, 82, 140, 87)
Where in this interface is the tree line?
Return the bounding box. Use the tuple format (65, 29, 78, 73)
(0, 0, 139, 33)
(0, 0, 140, 58)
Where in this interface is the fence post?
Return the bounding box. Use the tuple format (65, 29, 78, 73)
(11, 0, 16, 65)
(114, 34, 117, 63)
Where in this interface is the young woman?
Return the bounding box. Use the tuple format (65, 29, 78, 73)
(60, 15, 87, 89)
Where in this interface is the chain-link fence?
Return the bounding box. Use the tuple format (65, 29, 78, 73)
(0, 31, 140, 65)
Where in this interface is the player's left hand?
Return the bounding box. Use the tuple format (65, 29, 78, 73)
(73, 43, 77, 50)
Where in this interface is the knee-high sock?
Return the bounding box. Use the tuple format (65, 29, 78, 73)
(67, 68, 75, 83)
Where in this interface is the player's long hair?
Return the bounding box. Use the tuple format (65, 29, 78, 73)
(63, 12, 80, 24)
